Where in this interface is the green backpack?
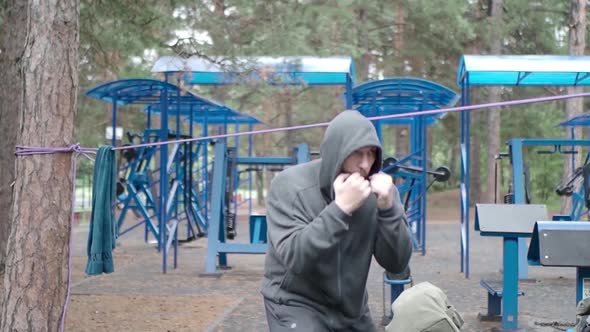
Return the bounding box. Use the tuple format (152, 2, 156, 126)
(386, 282, 463, 332)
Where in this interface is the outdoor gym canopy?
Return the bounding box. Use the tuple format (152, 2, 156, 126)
(152, 55, 355, 86)
(457, 55, 590, 86)
(143, 104, 264, 125)
(352, 77, 460, 125)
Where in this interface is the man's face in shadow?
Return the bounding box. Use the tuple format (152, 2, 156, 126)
(341, 146, 377, 179)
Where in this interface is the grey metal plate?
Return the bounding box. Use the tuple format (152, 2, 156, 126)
(475, 204, 548, 235)
(539, 229, 590, 267)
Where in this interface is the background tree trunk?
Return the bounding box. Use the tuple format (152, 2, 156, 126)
(484, 0, 503, 203)
(1, 0, 79, 330)
(392, 0, 407, 158)
(561, 0, 586, 213)
(0, 0, 27, 275)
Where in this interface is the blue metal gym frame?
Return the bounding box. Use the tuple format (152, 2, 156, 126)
(500, 138, 590, 330)
(146, 103, 264, 228)
(151, 55, 356, 275)
(351, 77, 459, 256)
(86, 78, 255, 273)
(556, 112, 590, 221)
(457, 55, 590, 283)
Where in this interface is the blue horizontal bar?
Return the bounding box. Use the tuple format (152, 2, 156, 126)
(509, 138, 590, 146)
(216, 243, 267, 254)
(186, 72, 349, 85)
(236, 157, 295, 165)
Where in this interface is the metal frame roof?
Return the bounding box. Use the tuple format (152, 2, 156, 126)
(558, 111, 590, 127)
(143, 104, 264, 125)
(151, 55, 355, 86)
(457, 55, 590, 86)
(351, 77, 460, 125)
(85, 78, 223, 107)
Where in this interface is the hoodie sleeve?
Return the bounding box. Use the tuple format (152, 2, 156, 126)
(266, 176, 351, 275)
(373, 185, 412, 274)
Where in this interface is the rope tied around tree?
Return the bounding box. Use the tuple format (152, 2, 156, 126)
(14, 144, 116, 332)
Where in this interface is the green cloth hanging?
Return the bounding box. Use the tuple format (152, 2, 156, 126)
(85, 145, 116, 275)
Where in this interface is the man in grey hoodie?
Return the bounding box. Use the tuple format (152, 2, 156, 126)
(261, 110, 412, 331)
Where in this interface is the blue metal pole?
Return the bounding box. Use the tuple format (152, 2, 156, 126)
(188, 104, 194, 239)
(203, 111, 209, 226)
(460, 76, 470, 278)
(409, 118, 419, 248)
(112, 98, 118, 147)
(159, 88, 169, 273)
(571, 127, 576, 174)
(234, 122, 240, 218)
(345, 75, 353, 109)
(420, 114, 427, 256)
(147, 105, 152, 130)
(503, 236, 519, 330)
(248, 124, 253, 215)
(577, 267, 590, 303)
(204, 142, 227, 274)
(510, 139, 529, 279)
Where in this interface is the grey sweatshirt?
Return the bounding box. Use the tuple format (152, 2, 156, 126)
(261, 110, 412, 328)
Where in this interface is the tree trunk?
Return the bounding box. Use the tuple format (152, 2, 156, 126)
(282, 89, 294, 155)
(562, 0, 586, 213)
(356, 5, 371, 81)
(483, 0, 503, 203)
(392, 0, 407, 158)
(1, 0, 79, 331)
(0, 0, 27, 275)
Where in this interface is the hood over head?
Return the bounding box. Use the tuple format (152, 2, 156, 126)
(319, 110, 382, 201)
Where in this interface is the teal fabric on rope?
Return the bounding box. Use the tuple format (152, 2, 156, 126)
(85, 145, 116, 275)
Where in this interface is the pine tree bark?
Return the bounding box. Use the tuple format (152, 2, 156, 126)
(0, 0, 27, 275)
(1, 0, 79, 331)
(561, 0, 586, 213)
(484, 0, 503, 203)
(392, 0, 407, 157)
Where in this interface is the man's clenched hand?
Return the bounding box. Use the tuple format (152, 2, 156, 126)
(369, 172, 394, 209)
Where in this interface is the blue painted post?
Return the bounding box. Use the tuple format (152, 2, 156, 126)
(375, 120, 382, 141)
(187, 104, 194, 239)
(409, 118, 419, 249)
(203, 113, 209, 223)
(147, 105, 152, 129)
(248, 124, 253, 215)
(510, 139, 529, 279)
(234, 123, 240, 218)
(112, 98, 118, 147)
(296, 143, 309, 163)
(345, 75, 353, 109)
(503, 237, 519, 329)
(577, 267, 590, 303)
(460, 76, 471, 278)
(205, 142, 228, 274)
(159, 88, 169, 273)
(571, 127, 575, 174)
(419, 114, 427, 256)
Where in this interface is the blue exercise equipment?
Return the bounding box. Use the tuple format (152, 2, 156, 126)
(457, 55, 590, 281)
(351, 77, 459, 255)
(86, 78, 263, 273)
(202, 141, 309, 276)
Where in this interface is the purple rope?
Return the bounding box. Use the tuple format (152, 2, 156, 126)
(15, 144, 96, 332)
(109, 90, 590, 151)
